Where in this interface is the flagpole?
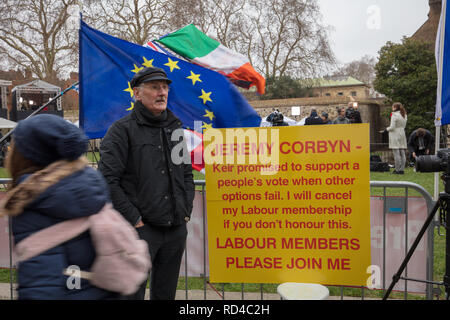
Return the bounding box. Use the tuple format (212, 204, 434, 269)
(434, 128, 441, 201)
(0, 81, 79, 145)
(435, 0, 447, 201)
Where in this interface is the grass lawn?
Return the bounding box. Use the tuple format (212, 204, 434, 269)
(0, 163, 446, 300)
(370, 166, 444, 196)
(0, 167, 10, 179)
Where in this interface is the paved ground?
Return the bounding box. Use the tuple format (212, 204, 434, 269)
(0, 282, 378, 300)
(0, 283, 281, 300)
(0, 283, 282, 300)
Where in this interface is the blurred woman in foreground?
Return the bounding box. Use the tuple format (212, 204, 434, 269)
(0, 114, 117, 300)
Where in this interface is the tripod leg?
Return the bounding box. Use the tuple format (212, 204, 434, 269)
(383, 199, 439, 300)
(445, 204, 450, 299)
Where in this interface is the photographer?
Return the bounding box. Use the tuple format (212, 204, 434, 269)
(320, 112, 331, 125)
(305, 108, 324, 125)
(345, 102, 362, 124)
(266, 110, 289, 126)
(408, 128, 434, 165)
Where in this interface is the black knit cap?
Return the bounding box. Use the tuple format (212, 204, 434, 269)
(13, 114, 88, 166)
(130, 67, 172, 88)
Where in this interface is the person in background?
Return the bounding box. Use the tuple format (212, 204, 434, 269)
(305, 108, 324, 125)
(320, 112, 331, 124)
(266, 110, 289, 126)
(0, 114, 118, 300)
(407, 127, 434, 166)
(98, 67, 195, 300)
(332, 107, 351, 124)
(386, 102, 408, 174)
(345, 102, 362, 124)
(21, 100, 29, 111)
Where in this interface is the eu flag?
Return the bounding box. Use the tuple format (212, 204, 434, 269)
(79, 20, 261, 139)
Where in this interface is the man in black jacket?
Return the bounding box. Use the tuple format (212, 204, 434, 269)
(345, 102, 362, 124)
(407, 128, 434, 165)
(98, 67, 195, 300)
(304, 108, 324, 125)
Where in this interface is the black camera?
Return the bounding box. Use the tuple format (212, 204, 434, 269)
(416, 148, 450, 173)
(416, 148, 450, 193)
(346, 108, 360, 124)
(266, 111, 288, 127)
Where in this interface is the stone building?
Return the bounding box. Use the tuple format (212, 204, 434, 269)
(308, 76, 371, 99)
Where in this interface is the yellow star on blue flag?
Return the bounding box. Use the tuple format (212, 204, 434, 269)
(142, 57, 154, 68)
(202, 122, 213, 130)
(126, 102, 135, 111)
(164, 57, 180, 72)
(198, 89, 212, 104)
(203, 109, 215, 121)
(131, 64, 143, 73)
(124, 82, 133, 97)
(187, 71, 202, 85)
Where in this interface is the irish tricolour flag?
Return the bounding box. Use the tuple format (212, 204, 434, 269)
(155, 24, 265, 95)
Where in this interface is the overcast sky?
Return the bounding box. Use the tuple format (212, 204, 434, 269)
(318, 0, 431, 65)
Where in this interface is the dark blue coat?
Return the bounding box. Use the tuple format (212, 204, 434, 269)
(12, 167, 118, 300)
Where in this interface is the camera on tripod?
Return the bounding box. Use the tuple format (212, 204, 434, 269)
(415, 148, 450, 173)
(408, 148, 450, 300)
(416, 148, 450, 192)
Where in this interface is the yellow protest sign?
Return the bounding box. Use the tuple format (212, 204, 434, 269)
(204, 124, 371, 286)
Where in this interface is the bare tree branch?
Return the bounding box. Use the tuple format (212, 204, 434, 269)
(241, 0, 335, 78)
(83, 0, 169, 45)
(0, 0, 335, 83)
(0, 0, 78, 81)
(331, 55, 377, 85)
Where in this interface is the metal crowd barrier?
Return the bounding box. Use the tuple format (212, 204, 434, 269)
(2, 179, 437, 300)
(0, 178, 14, 300)
(180, 180, 437, 300)
(369, 181, 436, 300)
